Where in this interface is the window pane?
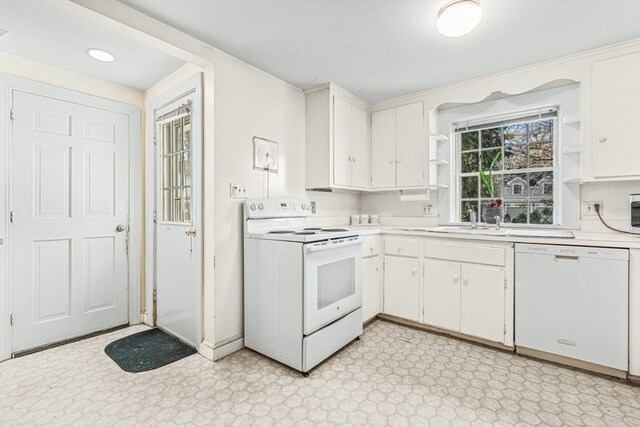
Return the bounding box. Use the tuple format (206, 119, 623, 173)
(528, 120, 554, 168)
(503, 173, 528, 199)
(461, 131, 479, 151)
(461, 200, 478, 222)
(481, 148, 502, 171)
(461, 176, 479, 199)
(504, 123, 527, 170)
(528, 171, 553, 197)
(481, 174, 503, 199)
(481, 127, 502, 148)
(503, 200, 528, 224)
(529, 200, 554, 225)
(182, 115, 191, 150)
(461, 151, 479, 173)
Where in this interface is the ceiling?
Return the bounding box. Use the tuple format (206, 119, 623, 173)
(0, 0, 185, 90)
(119, 0, 640, 102)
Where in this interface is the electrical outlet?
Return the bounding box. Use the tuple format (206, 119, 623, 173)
(230, 183, 248, 198)
(583, 201, 603, 217)
(421, 203, 434, 216)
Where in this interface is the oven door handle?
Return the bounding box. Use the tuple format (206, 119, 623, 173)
(304, 237, 362, 253)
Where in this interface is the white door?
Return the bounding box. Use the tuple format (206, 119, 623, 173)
(154, 90, 201, 347)
(333, 96, 352, 187)
(460, 264, 505, 342)
(424, 259, 460, 331)
(395, 102, 424, 188)
(11, 90, 129, 353)
(362, 255, 381, 322)
(350, 105, 369, 189)
(371, 108, 397, 189)
(383, 255, 420, 321)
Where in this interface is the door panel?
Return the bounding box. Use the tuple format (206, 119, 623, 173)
(11, 90, 129, 353)
(155, 92, 201, 347)
(424, 259, 460, 331)
(362, 256, 381, 322)
(332, 96, 352, 186)
(383, 255, 420, 321)
(371, 108, 396, 188)
(460, 264, 505, 342)
(350, 105, 368, 188)
(396, 102, 424, 187)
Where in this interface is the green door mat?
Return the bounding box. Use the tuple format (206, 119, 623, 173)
(105, 328, 196, 373)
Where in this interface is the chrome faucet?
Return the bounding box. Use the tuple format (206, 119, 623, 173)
(469, 208, 477, 229)
(494, 216, 501, 230)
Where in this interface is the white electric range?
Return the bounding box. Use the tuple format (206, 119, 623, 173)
(243, 198, 363, 374)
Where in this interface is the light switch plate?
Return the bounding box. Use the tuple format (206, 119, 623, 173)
(230, 183, 248, 198)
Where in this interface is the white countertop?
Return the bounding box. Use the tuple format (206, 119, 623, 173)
(345, 225, 640, 249)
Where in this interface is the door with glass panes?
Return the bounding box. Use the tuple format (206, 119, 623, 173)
(154, 89, 201, 347)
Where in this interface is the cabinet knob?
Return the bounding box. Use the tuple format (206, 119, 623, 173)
(598, 137, 607, 143)
(388, 160, 394, 165)
(463, 276, 469, 285)
(369, 246, 374, 252)
(453, 274, 459, 281)
(376, 266, 379, 272)
(396, 159, 401, 164)
(352, 157, 356, 163)
(397, 246, 403, 251)
(412, 268, 417, 275)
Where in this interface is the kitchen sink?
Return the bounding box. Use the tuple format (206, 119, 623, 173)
(427, 226, 510, 236)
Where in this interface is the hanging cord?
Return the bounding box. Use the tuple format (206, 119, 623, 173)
(595, 204, 634, 235)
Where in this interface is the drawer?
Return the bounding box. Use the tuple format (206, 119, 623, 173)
(362, 236, 380, 257)
(425, 241, 505, 266)
(384, 238, 420, 258)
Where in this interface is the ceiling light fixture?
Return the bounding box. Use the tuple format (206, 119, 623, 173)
(85, 48, 115, 63)
(437, 0, 483, 38)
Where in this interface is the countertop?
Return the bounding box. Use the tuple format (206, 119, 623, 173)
(344, 225, 640, 249)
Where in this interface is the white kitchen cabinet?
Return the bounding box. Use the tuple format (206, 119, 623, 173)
(423, 240, 512, 344)
(305, 84, 369, 190)
(423, 259, 460, 331)
(592, 52, 640, 179)
(362, 255, 382, 322)
(383, 254, 420, 322)
(371, 102, 425, 189)
(460, 264, 505, 343)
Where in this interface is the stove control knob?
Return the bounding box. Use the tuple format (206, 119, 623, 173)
(302, 204, 307, 210)
(250, 203, 256, 211)
(258, 203, 264, 210)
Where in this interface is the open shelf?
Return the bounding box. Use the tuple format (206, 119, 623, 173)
(562, 145, 581, 154)
(563, 177, 581, 184)
(429, 134, 449, 142)
(562, 115, 580, 125)
(429, 159, 449, 166)
(428, 184, 449, 190)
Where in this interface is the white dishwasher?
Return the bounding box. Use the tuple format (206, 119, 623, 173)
(515, 244, 628, 371)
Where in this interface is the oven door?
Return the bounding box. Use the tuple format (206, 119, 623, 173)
(303, 236, 362, 335)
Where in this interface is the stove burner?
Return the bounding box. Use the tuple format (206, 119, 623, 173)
(303, 227, 322, 231)
(268, 230, 295, 234)
(321, 228, 349, 232)
(294, 231, 316, 235)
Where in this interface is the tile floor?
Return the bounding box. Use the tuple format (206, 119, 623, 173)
(1, 320, 639, 426)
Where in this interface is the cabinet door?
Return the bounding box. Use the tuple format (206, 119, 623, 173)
(460, 264, 505, 343)
(592, 52, 640, 178)
(333, 96, 352, 186)
(424, 259, 460, 331)
(350, 105, 369, 188)
(383, 255, 420, 321)
(362, 256, 381, 322)
(371, 108, 397, 188)
(395, 102, 424, 188)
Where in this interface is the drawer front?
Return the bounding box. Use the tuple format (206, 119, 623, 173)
(425, 242, 505, 266)
(384, 238, 420, 258)
(362, 236, 380, 257)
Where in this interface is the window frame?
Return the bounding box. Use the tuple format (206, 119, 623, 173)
(452, 108, 560, 226)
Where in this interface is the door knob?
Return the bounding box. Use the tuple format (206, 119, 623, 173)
(116, 224, 126, 232)
(185, 227, 197, 237)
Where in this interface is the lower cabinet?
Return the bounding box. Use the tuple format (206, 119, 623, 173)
(459, 264, 505, 343)
(362, 255, 382, 322)
(383, 255, 420, 321)
(424, 259, 460, 331)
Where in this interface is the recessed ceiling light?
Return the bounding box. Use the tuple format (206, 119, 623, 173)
(85, 48, 115, 63)
(437, 0, 483, 38)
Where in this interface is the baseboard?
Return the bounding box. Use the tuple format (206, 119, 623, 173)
(213, 336, 244, 361)
(516, 346, 627, 380)
(198, 340, 214, 361)
(377, 314, 514, 352)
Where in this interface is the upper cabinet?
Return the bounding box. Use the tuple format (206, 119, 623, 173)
(591, 52, 640, 179)
(371, 102, 426, 189)
(305, 84, 369, 190)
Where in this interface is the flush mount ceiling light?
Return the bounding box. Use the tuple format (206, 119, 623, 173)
(437, 0, 483, 37)
(85, 48, 115, 63)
